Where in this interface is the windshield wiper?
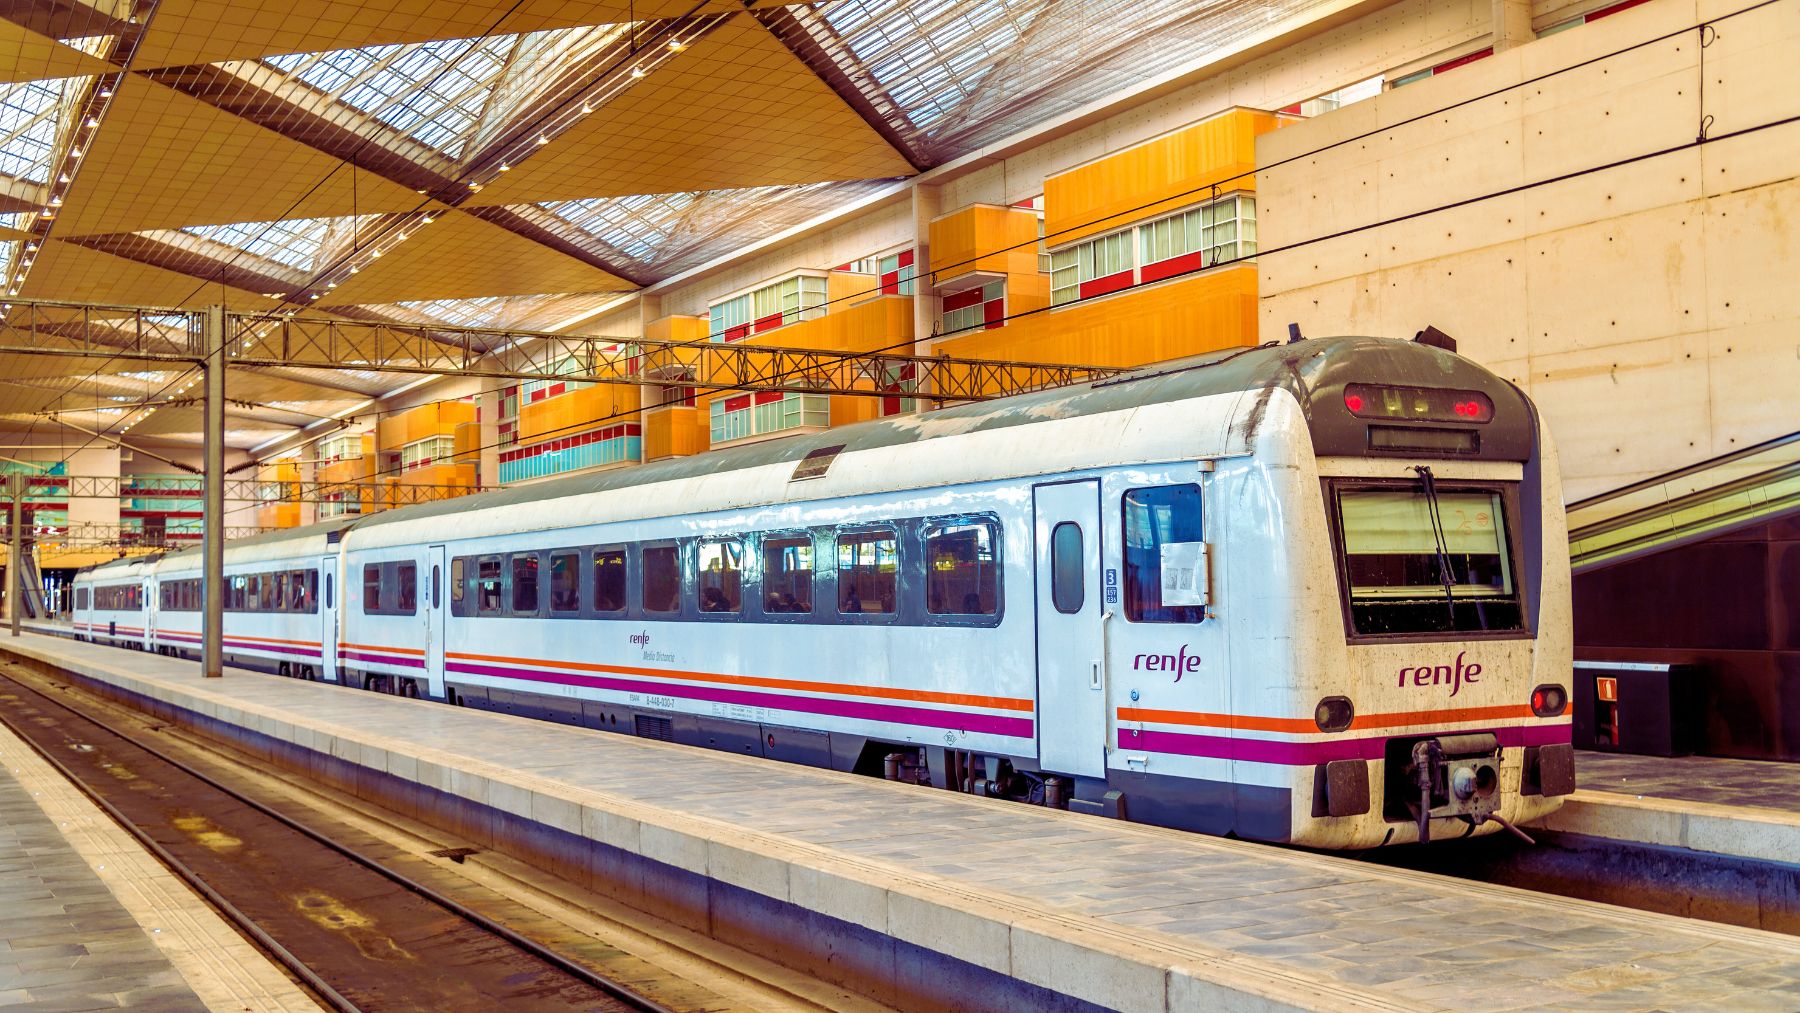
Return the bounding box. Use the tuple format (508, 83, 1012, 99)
(1412, 465, 1460, 626)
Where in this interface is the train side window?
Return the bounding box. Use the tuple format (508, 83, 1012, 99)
(592, 548, 626, 614)
(302, 571, 317, 612)
(548, 551, 579, 613)
(762, 535, 813, 614)
(273, 572, 290, 612)
(245, 573, 261, 611)
(1050, 522, 1084, 614)
(77, 587, 88, 610)
(396, 562, 418, 613)
(697, 540, 742, 614)
(641, 545, 680, 614)
(511, 554, 539, 614)
(1122, 484, 1206, 623)
(477, 557, 503, 614)
(450, 558, 464, 607)
(926, 519, 999, 615)
(362, 564, 381, 613)
(837, 527, 897, 615)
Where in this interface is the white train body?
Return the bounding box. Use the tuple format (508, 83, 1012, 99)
(72, 337, 1576, 847)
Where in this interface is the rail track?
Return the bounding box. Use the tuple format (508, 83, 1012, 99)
(0, 662, 675, 1013)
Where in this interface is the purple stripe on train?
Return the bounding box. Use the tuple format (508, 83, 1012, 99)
(1117, 722, 1573, 765)
(340, 649, 426, 669)
(445, 659, 1034, 739)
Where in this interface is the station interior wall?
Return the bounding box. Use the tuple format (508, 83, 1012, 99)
(1573, 515, 1800, 760)
(1254, 0, 1800, 502)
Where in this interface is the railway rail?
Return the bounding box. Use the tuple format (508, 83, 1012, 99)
(0, 661, 675, 1013)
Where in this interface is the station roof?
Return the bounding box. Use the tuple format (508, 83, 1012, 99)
(0, 0, 1347, 452)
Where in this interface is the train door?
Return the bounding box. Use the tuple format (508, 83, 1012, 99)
(1033, 479, 1106, 778)
(142, 579, 155, 650)
(424, 545, 446, 695)
(319, 555, 338, 681)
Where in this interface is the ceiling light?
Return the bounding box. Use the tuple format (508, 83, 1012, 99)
(630, 66, 648, 80)
(497, 163, 511, 172)
(310, 293, 320, 300)
(70, 148, 82, 158)
(48, 198, 60, 207)
(58, 174, 70, 184)
(467, 180, 480, 189)
(421, 215, 435, 224)
(667, 39, 687, 52)
(398, 232, 409, 241)
(85, 117, 98, 128)
(327, 282, 337, 288)
(536, 134, 549, 146)
(581, 102, 593, 114)
(349, 266, 359, 274)
(99, 88, 112, 98)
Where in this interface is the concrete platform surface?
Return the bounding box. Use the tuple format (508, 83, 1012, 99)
(0, 712, 320, 1011)
(1527, 752, 1800, 867)
(6, 633, 1800, 1013)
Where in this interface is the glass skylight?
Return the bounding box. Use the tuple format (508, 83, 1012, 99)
(504, 179, 898, 282)
(254, 23, 633, 165)
(170, 214, 379, 280)
(778, 0, 1342, 165)
(378, 292, 625, 333)
(0, 77, 80, 183)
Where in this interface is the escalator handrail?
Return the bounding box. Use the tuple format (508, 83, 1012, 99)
(1566, 429, 1799, 511)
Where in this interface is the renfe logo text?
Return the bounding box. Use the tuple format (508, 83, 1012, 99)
(1134, 646, 1200, 682)
(1399, 651, 1482, 697)
(630, 630, 651, 647)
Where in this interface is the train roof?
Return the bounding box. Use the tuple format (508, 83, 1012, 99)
(74, 334, 1528, 565)
(154, 515, 362, 571)
(338, 334, 1529, 546)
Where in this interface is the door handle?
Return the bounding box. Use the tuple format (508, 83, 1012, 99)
(1090, 660, 1102, 690)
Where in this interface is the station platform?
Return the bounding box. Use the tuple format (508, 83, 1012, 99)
(1528, 752, 1800, 868)
(5, 632, 1799, 1013)
(0, 689, 319, 1011)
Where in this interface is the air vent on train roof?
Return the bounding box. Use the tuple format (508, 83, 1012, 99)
(790, 444, 845, 482)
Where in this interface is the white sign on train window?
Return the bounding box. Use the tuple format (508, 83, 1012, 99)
(1159, 541, 1209, 606)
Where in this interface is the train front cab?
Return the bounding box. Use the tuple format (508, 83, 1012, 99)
(1276, 340, 1577, 848)
(1202, 338, 1569, 849)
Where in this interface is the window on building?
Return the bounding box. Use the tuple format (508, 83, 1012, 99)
(549, 551, 580, 612)
(697, 540, 742, 614)
(362, 564, 381, 612)
(511, 554, 538, 613)
(941, 281, 1005, 334)
(477, 557, 503, 613)
(877, 249, 915, 295)
(709, 274, 828, 341)
(318, 433, 364, 463)
(400, 435, 457, 470)
(925, 519, 998, 615)
(1279, 74, 1384, 116)
(837, 528, 897, 615)
(1537, 0, 1652, 36)
(709, 392, 830, 445)
(762, 535, 813, 614)
(1049, 230, 1133, 306)
(1123, 485, 1207, 623)
(1138, 195, 1258, 281)
(642, 545, 680, 613)
(1392, 47, 1493, 88)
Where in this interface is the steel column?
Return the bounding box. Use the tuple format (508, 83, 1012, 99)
(202, 306, 225, 678)
(8, 472, 20, 637)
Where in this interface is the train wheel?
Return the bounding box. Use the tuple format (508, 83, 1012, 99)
(401, 680, 420, 699)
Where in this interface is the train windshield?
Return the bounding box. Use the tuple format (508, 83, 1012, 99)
(1333, 484, 1523, 636)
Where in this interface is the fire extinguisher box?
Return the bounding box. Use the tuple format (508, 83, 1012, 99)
(1572, 661, 1705, 757)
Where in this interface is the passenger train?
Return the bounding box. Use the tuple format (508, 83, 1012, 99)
(71, 334, 1576, 848)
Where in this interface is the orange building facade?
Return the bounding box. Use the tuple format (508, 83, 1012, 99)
(253, 107, 1286, 526)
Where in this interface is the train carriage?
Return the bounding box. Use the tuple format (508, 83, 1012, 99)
(74, 334, 1577, 848)
(72, 556, 154, 650)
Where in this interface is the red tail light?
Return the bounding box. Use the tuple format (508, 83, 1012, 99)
(1531, 684, 1567, 717)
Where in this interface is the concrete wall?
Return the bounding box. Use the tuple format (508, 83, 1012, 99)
(1255, 0, 1800, 500)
